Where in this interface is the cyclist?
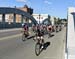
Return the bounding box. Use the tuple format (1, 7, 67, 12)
(32, 24, 36, 32)
(33, 25, 44, 48)
(56, 25, 58, 32)
(36, 24, 44, 36)
(36, 24, 44, 48)
(23, 23, 29, 37)
(59, 24, 62, 31)
(47, 24, 52, 37)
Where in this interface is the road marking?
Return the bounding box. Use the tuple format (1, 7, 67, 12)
(44, 56, 57, 59)
(0, 29, 22, 33)
(0, 34, 22, 40)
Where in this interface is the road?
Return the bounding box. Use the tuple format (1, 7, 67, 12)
(0, 28, 21, 38)
(0, 27, 66, 59)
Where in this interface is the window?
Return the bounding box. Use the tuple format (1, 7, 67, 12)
(0, 14, 2, 22)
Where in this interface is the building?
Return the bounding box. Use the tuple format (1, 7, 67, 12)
(32, 14, 50, 24)
(15, 5, 28, 23)
(50, 16, 57, 26)
(32, 14, 60, 26)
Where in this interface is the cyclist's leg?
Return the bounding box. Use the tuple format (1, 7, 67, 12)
(33, 34, 37, 41)
(41, 36, 44, 44)
(40, 36, 44, 49)
(48, 31, 50, 37)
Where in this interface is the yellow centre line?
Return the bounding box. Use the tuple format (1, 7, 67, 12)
(0, 34, 22, 40)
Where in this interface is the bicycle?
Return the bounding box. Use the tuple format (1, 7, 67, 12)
(35, 35, 44, 56)
(21, 30, 29, 41)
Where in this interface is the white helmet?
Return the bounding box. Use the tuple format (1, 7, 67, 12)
(22, 23, 24, 27)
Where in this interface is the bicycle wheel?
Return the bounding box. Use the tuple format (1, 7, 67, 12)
(22, 34, 26, 41)
(35, 43, 40, 56)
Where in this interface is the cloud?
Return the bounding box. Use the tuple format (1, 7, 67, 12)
(16, 0, 27, 2)
(16, 0, 32, 7)
(44, 0, 52, 5)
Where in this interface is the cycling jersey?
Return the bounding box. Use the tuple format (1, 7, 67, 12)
(23, 25, 28, 31)
(47, 25, 52, 31)
(36, 28, 43, 36)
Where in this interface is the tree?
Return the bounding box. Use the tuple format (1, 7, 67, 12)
(57, 19, 62, 24)
(54, 17, 57, 25)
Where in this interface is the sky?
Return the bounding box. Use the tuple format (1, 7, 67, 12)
(0, 0, 75, 19)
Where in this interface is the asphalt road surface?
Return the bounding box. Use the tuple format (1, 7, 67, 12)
(0, 27, 66, 59)
(0, 28, 21, 38)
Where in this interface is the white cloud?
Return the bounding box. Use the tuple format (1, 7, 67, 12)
(16, 0, 32, 7)
(44, 0, 52, 5)
(16, 0, 27, 2)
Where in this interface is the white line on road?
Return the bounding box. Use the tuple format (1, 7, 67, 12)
(0, 28, 22, 33)
(0, 34, 22, 40)
(44, 56, 57, 59)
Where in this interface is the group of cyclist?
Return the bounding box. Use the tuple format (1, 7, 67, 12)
(22, 23, 62, 41)
(32, 24, 52, 35)
(22, 23, 62, 36)
(21, 23, 62, 54)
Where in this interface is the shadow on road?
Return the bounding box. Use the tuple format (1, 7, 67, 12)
(43, 42, 51, 50)
(27, 35, 35, 39)
(56, 31, 59, 33)
(50, 34, 54, 37)
(38, 42, 51, 56)
(48, 34, 54, 38)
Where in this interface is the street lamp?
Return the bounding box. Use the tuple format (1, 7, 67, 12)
(39, 14, 41, 24)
